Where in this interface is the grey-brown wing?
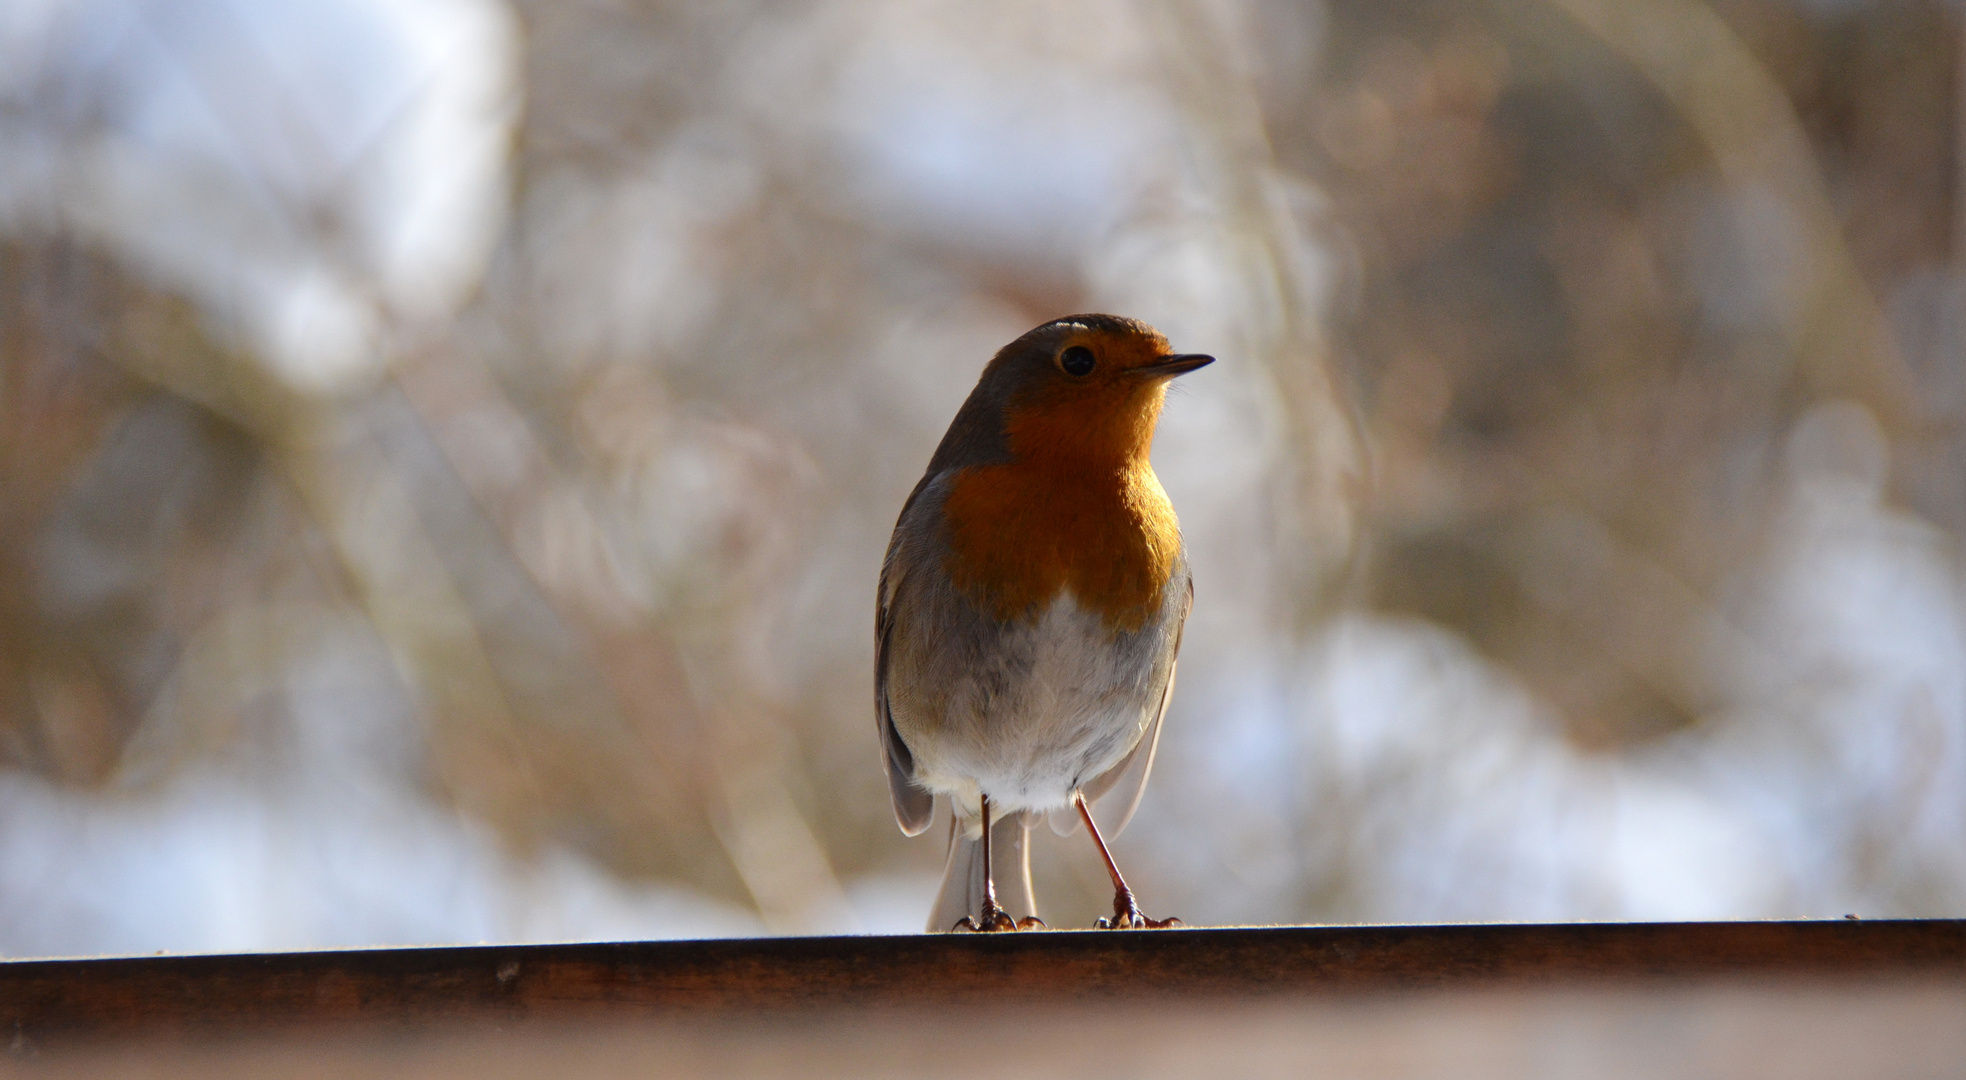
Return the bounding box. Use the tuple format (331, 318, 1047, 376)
(1069, 574, 1191, 837)
(876, 512, 934, 837)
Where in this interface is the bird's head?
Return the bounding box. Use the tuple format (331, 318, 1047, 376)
(972, 315, 1213, 470)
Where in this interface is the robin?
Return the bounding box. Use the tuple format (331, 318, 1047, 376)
(876, 314, 1210, 932)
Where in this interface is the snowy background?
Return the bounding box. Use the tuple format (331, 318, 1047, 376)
(1, 0, 1963, 954)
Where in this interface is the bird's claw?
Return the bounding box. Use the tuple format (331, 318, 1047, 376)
(953, 900, 1043, 932)
(1096, 888, 1181, 930)
(1097, 913, 1182, 929)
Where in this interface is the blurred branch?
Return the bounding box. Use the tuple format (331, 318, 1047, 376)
(394, 346, 850, 928)
(1142, 0, 1365, 619)
(391, 348, 700, 788)
(0, 243, 145, 778)
(1548, 0, 1919, 432)
(96, 302, 559, 833)
(272, 415, 549, 829)
(1956, 12, 1966, 269)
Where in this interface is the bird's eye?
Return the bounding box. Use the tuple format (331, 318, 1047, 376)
(1059, 345, 1096, 377)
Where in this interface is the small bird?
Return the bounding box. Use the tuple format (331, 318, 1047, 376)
(876, 314, 1210, 932)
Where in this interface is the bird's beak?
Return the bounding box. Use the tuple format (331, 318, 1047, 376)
(1134, 353, 1215, 378)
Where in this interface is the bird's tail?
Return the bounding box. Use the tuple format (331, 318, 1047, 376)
(926, 809, 1036, 932)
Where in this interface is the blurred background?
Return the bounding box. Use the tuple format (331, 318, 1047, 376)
(0, 0, 1962, 954)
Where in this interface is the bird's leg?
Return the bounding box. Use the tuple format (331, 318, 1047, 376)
(953, 793, 1019, 932)
(1076, 792, 1181, 929)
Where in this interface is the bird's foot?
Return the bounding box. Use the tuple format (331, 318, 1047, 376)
(953, 899, 1042, 932)
(1096, 888, 1181, 930)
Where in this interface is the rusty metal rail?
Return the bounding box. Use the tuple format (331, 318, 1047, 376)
(3, 920, 1962, 1042)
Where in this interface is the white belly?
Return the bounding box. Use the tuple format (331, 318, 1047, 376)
(906, 592, 1166, 816)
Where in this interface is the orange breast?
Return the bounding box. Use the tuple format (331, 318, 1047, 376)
(941, 461, 1179, 633)
(939, 383, 1181, 634)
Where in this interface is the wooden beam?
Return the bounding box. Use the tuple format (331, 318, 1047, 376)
(4, 920, 1962, 1041)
